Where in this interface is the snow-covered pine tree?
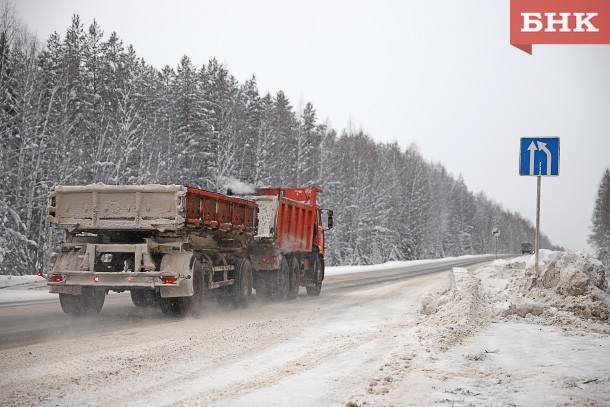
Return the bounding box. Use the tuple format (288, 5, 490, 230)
(272, 90, 298, 186)
(296, 102, 321, 186)
(370, 142, 403, 262)
(238, 75, 262, 184)
(589, 169, 610, 267)
(200, 58, 244, 190)
(82, 20, 109, 183)
(251, 92, 275, 187)
(171, 55, 202, 186)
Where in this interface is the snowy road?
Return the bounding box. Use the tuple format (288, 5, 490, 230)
(2, 253, 608, 406)
(0, 256, 494, 406)
(0, 256, 495, 352)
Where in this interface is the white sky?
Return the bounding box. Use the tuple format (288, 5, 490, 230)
(11, 0, 610, 252)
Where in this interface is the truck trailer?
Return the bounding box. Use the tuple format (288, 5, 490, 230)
(46, 184, 332, 317)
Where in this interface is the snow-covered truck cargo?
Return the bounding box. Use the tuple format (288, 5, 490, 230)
(46, 184, 258, 317)
(46, 184, 333, 317)
(247, 187, 333, 299)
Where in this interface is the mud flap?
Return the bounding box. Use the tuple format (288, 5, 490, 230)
(158, 253, 194, 298)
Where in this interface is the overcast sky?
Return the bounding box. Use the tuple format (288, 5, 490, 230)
(11, 0, 610, 252)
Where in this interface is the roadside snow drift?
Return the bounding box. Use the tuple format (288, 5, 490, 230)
(385, 250, 610, 407)
(420, 250, 609, 340)
(488, 250, 610, 322)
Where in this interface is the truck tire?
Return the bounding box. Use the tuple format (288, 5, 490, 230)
(160, 259, 204, 317)
(306, 256, 323, 297)
(59, 287, 105, 316)
(254, 258, 289, 301)
(130, 290, 159, 308)
(190, 263, 206, 315)
(254, 272, 273, 300)
(159, 297, 190, 318)
(273, 256, 290, 301)
(287, 257, 300, 300)
(229, 257, 253, 308)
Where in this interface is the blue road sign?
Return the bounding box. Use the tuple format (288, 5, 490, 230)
(519, 137, 560, 176)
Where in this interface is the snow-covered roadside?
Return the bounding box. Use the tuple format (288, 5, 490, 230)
(0, 275, 52, 303)
(348, 250, 610, 406)
(325, 254, 490, 276)
(0, 274, 47, 289)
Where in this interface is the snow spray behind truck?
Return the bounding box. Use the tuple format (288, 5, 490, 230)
(46, 184, 333, 317)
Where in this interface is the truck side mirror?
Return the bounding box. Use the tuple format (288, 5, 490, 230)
(327, 210, 333, 230)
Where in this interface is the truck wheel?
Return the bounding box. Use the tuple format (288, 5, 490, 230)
(160, 259, 204, 317)
(229, 257, 253, 308)
(306, 256, 323, 297)
(272, 256, 290, 301)
(59, 288, 105, 316)
(130, 290, 158, 308)
(254, 272, 273, 300)
(160, 297, 190, 318)
(287, 257, 300, 300)
(190, 264, 206, 315)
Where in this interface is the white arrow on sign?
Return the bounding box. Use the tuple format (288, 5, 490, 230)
(537, 141, 552, 175)
(528, 141, 537, 175)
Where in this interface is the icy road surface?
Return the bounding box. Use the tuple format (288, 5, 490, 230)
(1, 253, 609, 406)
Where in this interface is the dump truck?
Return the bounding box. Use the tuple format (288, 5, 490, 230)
(46, 184, 332, 317)
(247, 187, 332, 300)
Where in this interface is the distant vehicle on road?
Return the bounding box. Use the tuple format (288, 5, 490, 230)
(521, 242, 534, 254)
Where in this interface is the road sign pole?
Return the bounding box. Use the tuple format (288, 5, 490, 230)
(519, 137, 558, 274)
(535, 175, 541, 273)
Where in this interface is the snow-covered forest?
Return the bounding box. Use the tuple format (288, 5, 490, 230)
(0, 13, 559, 275)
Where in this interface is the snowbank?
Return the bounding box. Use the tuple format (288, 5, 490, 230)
(417, 266, 492, 351)
(418, 250, 610, 353)
(491, 248, 555, 269)
(0, 274, 47, 290)
(488, 250, 609, 321)
(0, 275, 53, 303)
(407, 251, 610, 406)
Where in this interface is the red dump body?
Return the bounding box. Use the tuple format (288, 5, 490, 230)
(255, 187, 324, 255)
(185, 187, 258, 233)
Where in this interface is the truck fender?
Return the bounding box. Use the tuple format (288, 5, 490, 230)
(52, 249, 82, 275)
(159, 253, 194, 298)
(49, 250, 84, 294)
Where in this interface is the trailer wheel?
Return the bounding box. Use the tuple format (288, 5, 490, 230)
(287, 257, 300, 300)
(59, 288, 105, 316)
(229, 257, 252, 307)
(159, 297, 191, 318)
(130, 290, 159, 308)
(190, 263, 206, 315)
(306, 256, 323, 297)
(160, 259, 204, 317)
